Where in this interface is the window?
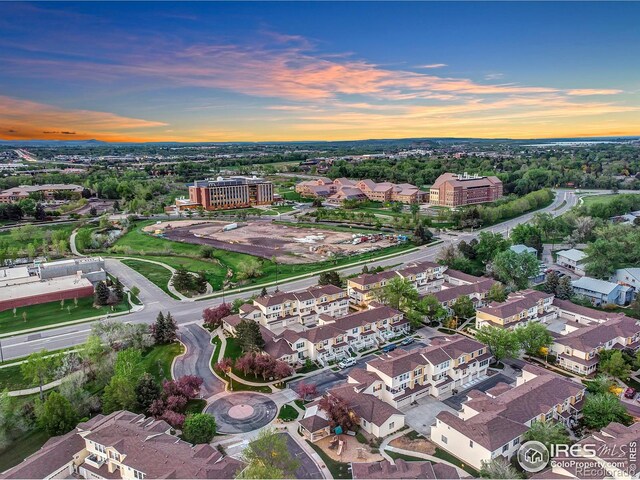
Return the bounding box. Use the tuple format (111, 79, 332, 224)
(513, 438, 520, 447)
(388, 422, 394, 429)
(296, 342, 305, 349)
(134, 470, 144, 479)
(441, 435, 448, 444)
(502, 444, 509, 453)
(469, 440, 474, 448)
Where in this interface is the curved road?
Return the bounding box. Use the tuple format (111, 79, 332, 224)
(172, 323, 224, 397)
(0, 189, 586, 361)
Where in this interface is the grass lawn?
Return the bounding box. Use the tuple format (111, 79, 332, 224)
(278, 404, 298, 421)
(386, 450, 424, 462)
(211, 336, 222, 364)
(141, 342, 185, 383)
(434, 448, 479, 476)
(581, 194, 619, 207)
(0, 363, 31, 391)
(294, 399, 307, 410)
(0, 428, 50, 473)
(306, 440, 352, 479)
(271, 205, 295, 213)
(185, 398, 207, 414)
(0, 296, 130, 336)
(121, 258, 177, 298)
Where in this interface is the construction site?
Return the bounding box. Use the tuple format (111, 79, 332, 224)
(144, 220, 404, 264)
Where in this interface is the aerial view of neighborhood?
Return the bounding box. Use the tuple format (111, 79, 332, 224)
(0, 2, 639, 480)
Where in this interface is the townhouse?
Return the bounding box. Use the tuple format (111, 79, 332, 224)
(348, 335, 491, 408)
(299, 383, 406, 441)
(532, 422, 640, 479)
(551, 315, 640, 375)
(475, 289, 555, 329)
(1, 411, 242, 480)
(556, 248, 588, 276)
(431, 364, 586, 470)
(295, 177, 428, 204)
(240, 284, 349, 329)
(347, 261, 446, 308)
(352, 459, 460, 479)
(432, 277, 497, 312)
(223, 304, 409, 366)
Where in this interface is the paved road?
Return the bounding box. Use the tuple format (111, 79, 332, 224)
(172, 323, 224, 397)
(280, 432, 323, 480)
(0, 189, 584, 361)
(443, 373, 515, 410)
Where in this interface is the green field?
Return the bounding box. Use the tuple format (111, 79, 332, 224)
(0, 296, 131, 336)
(278, 404, 298, 421)
(121, 258, 176, 297)
(0, 428, 50, 473)
(141, 342, 185, 383)
(0, 363, 30, 391)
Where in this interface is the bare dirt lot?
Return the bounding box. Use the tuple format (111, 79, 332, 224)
(146, 220, 396, 264)
(315, 435, 383, 463)
(389, 434, 437, 455)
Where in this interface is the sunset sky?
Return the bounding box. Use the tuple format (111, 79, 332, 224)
(1, 2, 639, 142)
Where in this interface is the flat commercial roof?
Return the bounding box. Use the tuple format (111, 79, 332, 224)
(0, 275, 92, 301)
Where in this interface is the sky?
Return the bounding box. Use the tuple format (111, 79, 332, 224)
(0, 1, 639, 142)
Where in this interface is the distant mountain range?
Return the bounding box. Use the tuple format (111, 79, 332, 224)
(0, 136, 638, 148)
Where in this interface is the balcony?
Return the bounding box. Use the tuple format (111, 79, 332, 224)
(85, 454, 106, 469)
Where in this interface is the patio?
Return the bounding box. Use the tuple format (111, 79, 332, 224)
(315, 434, 384, 464)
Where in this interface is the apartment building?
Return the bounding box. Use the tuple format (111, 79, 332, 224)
(352, 459, 459, 480)
(299, 383, 406, 441)
(533, 422, 640, 479)
(248, 284, 349, 328)
(223, 304, 409, 366)
(0, 184, 83, 204)
(349, 335, 491, 408)
(295, 177, 428, 204)
(175, 176, 273, 211)
(475, 289, 555, 329)
(432, 278, 497, 312)
(431, 364, 586, 470)
(1, 411, 242, 480)
(572, 276, 635, 306)
(611, 267, 640, 292)
(429, 172, 503, 207)
(347, 261, 446, 308)
(556, 248, 588, 276)
(551, 315, 640, 375)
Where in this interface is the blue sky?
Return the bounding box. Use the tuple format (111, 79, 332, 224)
(0, 1, 638, 141)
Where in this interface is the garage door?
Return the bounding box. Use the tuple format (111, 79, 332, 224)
(397, 396, 412, 408)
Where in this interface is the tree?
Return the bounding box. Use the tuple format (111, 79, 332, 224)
(491, 250, 539, 290)
(195, 271, 208, 294)
(510, 224, 543, 255)
(136, 373, 161, 413)
(34, 203, 46, 221)
(182, 413, 217, 444)
(172, 267, 193, 293)
(413, 224, 433, 245)
(582, 393, 631, 429)
(94, 281, 111, 306)
(260, 287, 268, 297)
(38, 391, 78, 436)
(586, 374, 615, 395)
(475, 326, 519, 362)
(599, 350, 631, 379)
(451, 295, 475, 321)
(102, 348, 144, 413)
(0, 390, 25, 447)
(416, 295, 447, 324)
(150, 311, 177, 344)
(21, 350, 62, 401)
(375, 277, 418, 311)
(235, 319, 265, 353)
(239, 428, 299, 479)
(203, 303, 231, 330)
(479, 458, 522, 479)
(475, 231, 510, 264)
(89, 206, 97, 217)
(319, 394, 360, 432)
(311, 198, 323, 208)
(295, 382, 318, 401)
(556, 276, 574, 300)
(486, 283, 507, 303)
(113, 277, 125, 302)
(516, 322, 554, 357)
(543, 271, 560, 295)
(524, 420, 570, 452)
(318, 270, 342, 287)
(237, 259, 263, 281)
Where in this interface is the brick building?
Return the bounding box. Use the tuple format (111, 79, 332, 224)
(429, 172, 503, 207)
(175, 176, 274, 211)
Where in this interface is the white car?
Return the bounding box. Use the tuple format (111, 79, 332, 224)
(338, 358, 357, 369)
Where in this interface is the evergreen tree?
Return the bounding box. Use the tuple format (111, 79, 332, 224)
(556, 276, 574, 300)
(195, 271, 208, 294)
(163, 312, 178, 343)
(260, 287, 268, 297)
(318, 270, 342, 287)
(544, 271, 560, 294)
(235, 319, 265, 353)
(151, 311, 165, 344)
(114, 277, 125, 302)
(34, 203, 46, 221)
(94, 281, 111, 306)
(172, 267, 193, 293)
(136, 373, 161, 413)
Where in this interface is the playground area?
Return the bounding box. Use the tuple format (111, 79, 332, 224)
(148, 220, 401, 264)
(315, 434, 383, 463)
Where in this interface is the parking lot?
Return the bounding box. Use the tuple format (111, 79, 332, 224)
(402, 395, 458, 437)
(443, 373, 515, 410)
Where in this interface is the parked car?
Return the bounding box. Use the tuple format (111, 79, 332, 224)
(624, 387, 636, 399)
(382, 344, 397, 353)
(338, 357, 357, 369)
(400, 337, 414, 346)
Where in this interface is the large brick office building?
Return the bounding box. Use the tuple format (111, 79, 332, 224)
(429, 172, 503, 207)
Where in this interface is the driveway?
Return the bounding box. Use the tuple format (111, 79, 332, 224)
(172, 323, 224, 397)
(280, 432, 322, 479)
(402, 396, 458, 437)
(443, 373, 515, 410)
(290, 370, 347, 396)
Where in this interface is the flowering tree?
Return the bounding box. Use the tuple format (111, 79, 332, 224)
(295, 382, 318, 401)
(235, 352, 256, 376)
(148, 375, 203, 428)
(273, 360, 293, 380)
(214, 357, 233, 375)
(203, 304, 231, 330)
(319, 394, 360, 432)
